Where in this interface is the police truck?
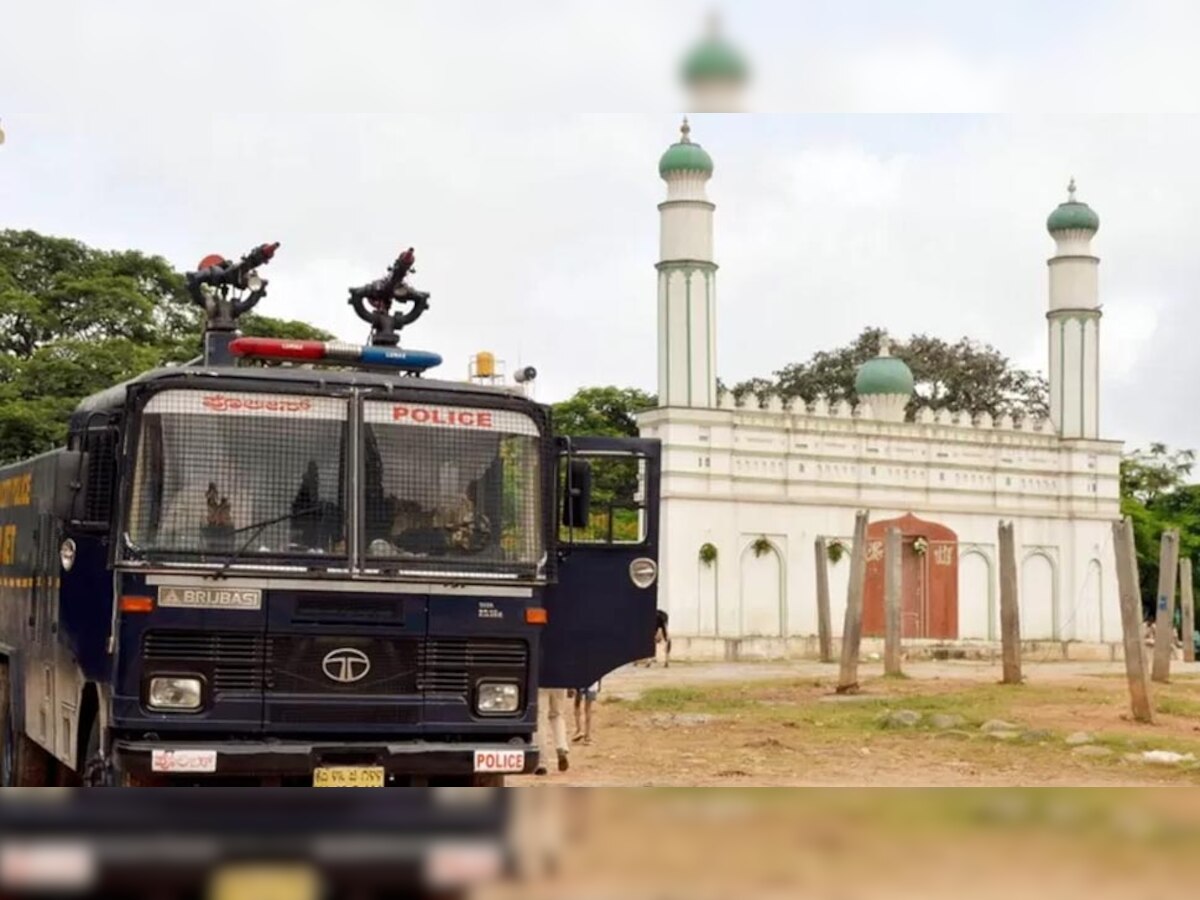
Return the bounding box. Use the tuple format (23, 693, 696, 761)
(0, 243, 659, 786)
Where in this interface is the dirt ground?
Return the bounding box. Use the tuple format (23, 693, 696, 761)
(510, 657, 1200, 786)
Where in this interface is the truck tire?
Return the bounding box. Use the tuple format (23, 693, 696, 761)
(0, 663, 51, 787)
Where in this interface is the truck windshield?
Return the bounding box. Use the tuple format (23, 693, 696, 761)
(362, 400, 543, 574)
(126, 391, 348, 559)
(123, 390, 544, 575)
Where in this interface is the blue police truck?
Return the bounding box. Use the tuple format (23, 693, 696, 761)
(0, 244, 659, 786)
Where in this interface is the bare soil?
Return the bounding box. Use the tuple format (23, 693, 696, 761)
(511, 658, 1200, 786)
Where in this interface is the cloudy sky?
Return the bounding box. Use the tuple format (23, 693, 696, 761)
(3, 1, 1198, 450)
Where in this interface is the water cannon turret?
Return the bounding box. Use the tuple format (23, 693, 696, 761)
(347, 247, 430, 348)
(186, 242, 279, 366)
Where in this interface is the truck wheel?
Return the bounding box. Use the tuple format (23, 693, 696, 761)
(0, 663, 51, 787)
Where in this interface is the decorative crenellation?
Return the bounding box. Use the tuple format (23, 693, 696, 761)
(711, 395, 1063, 438)
(712, 384, 1060, 440)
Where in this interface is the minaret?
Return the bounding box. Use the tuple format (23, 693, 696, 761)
(680, 15, 749, 112)
(1046, 178, 1102, 439)
(657, 118, 717, 408)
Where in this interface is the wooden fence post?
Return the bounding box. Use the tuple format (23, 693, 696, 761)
(1114, 518, 1154, 723)
(837, 511, 870, 694)
(997, 521, 1022, 685)
(1182, 558, 1196, 664)
(884, 526, 902, 676)
(1152, 529, 1180, 683)
(815, 537, 833, 664)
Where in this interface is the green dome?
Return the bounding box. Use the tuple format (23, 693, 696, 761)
(658, 119, 713, 177)
(682, 35, 748, 84)
(855, 351, 914, 397)
(659, 141, 714, 177)
(1047, 202, 1100, 234)
(1046, 179, 1099, 233)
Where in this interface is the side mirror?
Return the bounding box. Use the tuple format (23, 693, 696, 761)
(562, 459, 592, 529)
(53, 450, 88, 522)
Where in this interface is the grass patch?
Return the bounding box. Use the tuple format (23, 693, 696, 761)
(629, 686, 754, 714)
(1155, 694, 1200, 717)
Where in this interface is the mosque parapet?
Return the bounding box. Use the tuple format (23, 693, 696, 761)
(708, 392, 1056, 436)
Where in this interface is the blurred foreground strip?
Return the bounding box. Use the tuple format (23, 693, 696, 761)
(2, 789, 1199, 898)
(497, 788, 1200, 899)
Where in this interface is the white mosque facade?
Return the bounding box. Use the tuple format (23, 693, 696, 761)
(636, 48, 1123, 655)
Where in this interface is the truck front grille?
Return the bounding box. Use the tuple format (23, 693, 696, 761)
(142, 631, 265, 693)
(141, 631, 528, 701)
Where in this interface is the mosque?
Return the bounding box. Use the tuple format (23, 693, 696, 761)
(635, 28, 1123, 658)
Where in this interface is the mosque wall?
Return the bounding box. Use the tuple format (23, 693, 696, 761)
(640, 400, 1123, 651)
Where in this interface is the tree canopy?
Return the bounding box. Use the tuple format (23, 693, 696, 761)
(550, 386, 656, 438)
(0, 229, 331, 464)
(1120, 444, 1200, 615)
(733, 326, 1049, 420)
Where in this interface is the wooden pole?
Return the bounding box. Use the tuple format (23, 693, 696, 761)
(837, 511, 870, 693)
(1114, 518, 1153, 722)
(1182, 557, 1196, 664)
(814, 537, 833, 663)
(884, 526, 902, 676)
(997, 520, 1022, 685)
(1152, 529, 1180, 683)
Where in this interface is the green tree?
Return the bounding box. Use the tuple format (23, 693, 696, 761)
(737, 327, 1048, 420)
(550, 386, 656, 541)
(550, 386, 656, 438)
(0, 229, 333, 463)
(1120, 444, 1200, 616)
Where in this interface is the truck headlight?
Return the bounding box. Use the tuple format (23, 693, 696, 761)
(148, 677, 203, 711)
(476, 682, 520, 715)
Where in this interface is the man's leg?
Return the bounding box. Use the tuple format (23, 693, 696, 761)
(583, 697, 594, 744)
(535, 689, 551, 775)
(547, 689, 570, 772)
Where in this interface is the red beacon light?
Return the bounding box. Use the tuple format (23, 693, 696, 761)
(228, 338, 327, 361)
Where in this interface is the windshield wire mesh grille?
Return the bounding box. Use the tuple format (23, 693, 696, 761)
(126, 391, 348, 559)
(122, 390, 547, 575)
(362, 401, 543, 573)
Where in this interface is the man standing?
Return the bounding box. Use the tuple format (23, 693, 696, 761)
(573, 681, 599, 745)
(535, 688, 570, 776)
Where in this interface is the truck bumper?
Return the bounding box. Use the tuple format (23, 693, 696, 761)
(111, 737, 539, 783)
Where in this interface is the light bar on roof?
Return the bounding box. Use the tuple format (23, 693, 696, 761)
(229, 338, 443, 373)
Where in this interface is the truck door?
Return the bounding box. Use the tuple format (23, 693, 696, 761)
(539, 437, 661, 689)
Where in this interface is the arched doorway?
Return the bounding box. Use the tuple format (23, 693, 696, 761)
(739, 540, 784, 637)
(1021, 552, 1056, 640)
(863, 513, 959, 639)
(958, 550, 993, 640)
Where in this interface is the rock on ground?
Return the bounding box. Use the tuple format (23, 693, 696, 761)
(930, 713, 966, 730)
(649, 713, 718, 728)
(1065, 732, 1094, 746)
(1020, 729, 1055, 743)
(1072, 745, 1113, 758)
(879, 710, 923, 729)
(980, 719, 1020, 734)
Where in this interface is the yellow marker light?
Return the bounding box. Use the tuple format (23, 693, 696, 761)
(475, 351, 495, 377)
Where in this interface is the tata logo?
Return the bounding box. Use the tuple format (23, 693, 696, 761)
(321, 648, 371, 684)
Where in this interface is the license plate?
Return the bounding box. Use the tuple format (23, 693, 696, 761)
(473, 749, 525, 773)
(151, 749, 217, 774)
(312, 766, 386, 788)
(210, 865, 321, 900)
